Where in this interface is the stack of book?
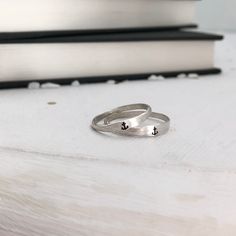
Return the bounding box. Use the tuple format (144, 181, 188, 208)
(0, 0, 223, 89)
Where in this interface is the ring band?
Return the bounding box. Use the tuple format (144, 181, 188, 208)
(104, 111, 170, 137)
(91, 104, 152, 133)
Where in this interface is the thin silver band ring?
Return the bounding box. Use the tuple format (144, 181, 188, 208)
(104, 111, 170, 137)
(91, 104, 152, 133)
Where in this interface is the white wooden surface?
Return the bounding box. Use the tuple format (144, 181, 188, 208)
(0, 34, 236, 236)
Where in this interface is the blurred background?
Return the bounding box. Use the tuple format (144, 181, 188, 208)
(197, 0, 236, 32)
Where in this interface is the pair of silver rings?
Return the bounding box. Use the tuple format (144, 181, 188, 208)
(91, 104, 170, 137)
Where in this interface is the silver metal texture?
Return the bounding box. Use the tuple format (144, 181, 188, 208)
(91, 104, 152, 133)
(104, 110, 170, 137)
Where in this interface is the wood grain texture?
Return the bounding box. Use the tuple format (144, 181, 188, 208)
(1, 149, 236, 236)
(0, 34, 236, 235)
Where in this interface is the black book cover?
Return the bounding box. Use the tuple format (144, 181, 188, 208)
(0, 69, 222, 90)
(0, 24, 198, 41)
(0, 30, 223, 44)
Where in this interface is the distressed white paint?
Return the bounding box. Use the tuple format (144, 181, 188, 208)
(0, 34, 235, 235)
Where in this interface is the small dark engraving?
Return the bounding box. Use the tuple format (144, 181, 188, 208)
(121, 122, 129, 130)
(152, 127, 159, 136)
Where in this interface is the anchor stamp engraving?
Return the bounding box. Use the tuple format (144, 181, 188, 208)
(152, 126, 158, 136)
(121, 122, 129, 130)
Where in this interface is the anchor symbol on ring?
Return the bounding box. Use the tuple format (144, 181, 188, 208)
(121, 122, 129, 130)
(152, 127, 158, 136)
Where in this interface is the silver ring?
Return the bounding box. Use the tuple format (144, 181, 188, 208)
(91, 104, 152, 133)
(104, 111, 170, 137)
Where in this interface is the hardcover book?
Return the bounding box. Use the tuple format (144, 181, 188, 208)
(0, 30, 223, 89)
(0, 0, 197, 33)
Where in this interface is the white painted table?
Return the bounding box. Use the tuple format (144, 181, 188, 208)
(0, 33, 236, 236)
